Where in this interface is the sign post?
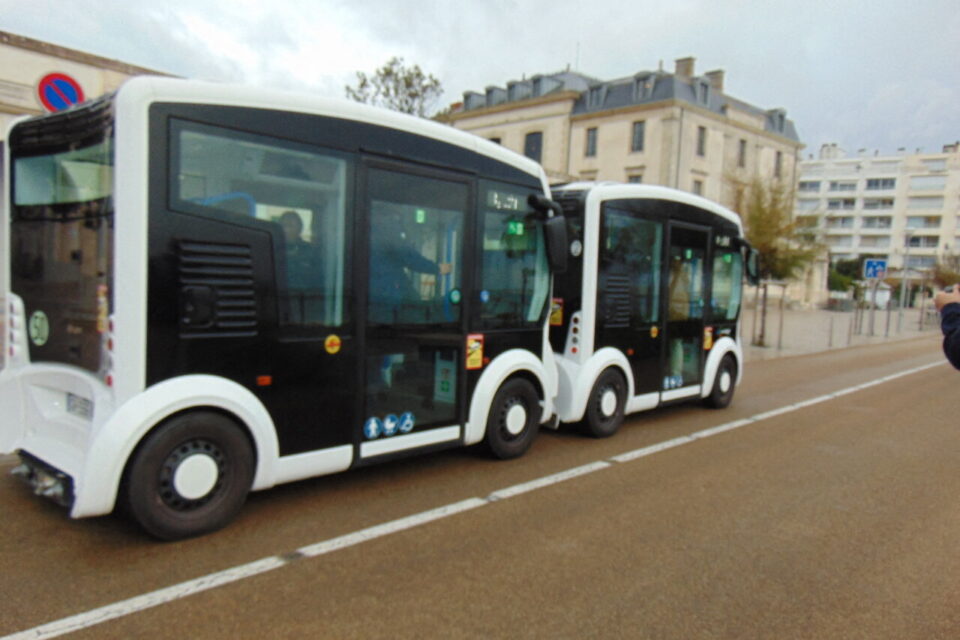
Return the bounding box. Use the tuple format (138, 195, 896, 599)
(863, 259, 887, 336)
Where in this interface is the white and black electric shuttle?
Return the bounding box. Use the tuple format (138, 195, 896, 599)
(1, 77, 568, 539)
(548, 182, 759, 438)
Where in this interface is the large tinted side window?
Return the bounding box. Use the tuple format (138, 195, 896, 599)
(477, 181, 550, 329)
(598, 206, 663, 328)
(171, 120, 352, 328)
(711, 249, 743, 321)
(366, 168, 466, 326)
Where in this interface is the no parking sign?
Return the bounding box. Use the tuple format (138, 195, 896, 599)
(37, 73, 85, 112)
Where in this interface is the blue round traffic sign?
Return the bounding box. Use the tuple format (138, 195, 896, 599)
(37, 73, 85, 112)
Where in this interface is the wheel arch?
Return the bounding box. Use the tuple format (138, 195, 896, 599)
(464, 349, 553, 447)
(72, 375, 280, 518)
(557, 347, 635, 424)
(700, 337, 742, 399)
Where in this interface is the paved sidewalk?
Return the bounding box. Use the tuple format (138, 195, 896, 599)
(740, 305, 941, 362)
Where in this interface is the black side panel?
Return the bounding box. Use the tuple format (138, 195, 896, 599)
(146, 211, 276, 389)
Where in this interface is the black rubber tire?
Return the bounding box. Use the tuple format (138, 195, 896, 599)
(485, 378, 540, 460)
(580, 368, 627, 438)
(704, 354, 738, 409)
(122, 411, 254, 540)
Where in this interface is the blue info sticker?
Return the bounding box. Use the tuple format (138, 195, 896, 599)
(399, 412, 415, 434)
(364, 417, 383, 440)
(383, 414, 400, 437)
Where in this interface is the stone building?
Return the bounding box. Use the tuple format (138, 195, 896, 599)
(447, 57, 803, 210)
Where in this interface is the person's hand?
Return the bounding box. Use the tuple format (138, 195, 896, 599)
(934, 284, 960, 312)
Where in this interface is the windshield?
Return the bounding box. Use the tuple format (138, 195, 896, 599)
(11, 134, 114, 373)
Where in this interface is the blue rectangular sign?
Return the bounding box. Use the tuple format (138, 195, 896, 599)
(863, 258, 888, 279)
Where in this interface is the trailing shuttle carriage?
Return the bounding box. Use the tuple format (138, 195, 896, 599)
(548, 182, 758, 438)
(1, 77, 568, 539)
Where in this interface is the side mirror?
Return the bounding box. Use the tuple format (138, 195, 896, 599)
(528, 194, 568, 274)
(745, 248, 760, 286)
(544, 216, 568, 274)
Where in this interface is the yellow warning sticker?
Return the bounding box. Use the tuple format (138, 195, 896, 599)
(466, 334, 484, 370)
(324, 334, 342, 355)
(550, 298, 563, 326)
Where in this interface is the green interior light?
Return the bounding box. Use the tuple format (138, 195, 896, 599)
(507, 220, 525, 236)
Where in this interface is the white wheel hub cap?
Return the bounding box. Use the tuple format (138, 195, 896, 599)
(600, 389, 618, 417)
(505, 404, 527, 435)
(719, 370, 733, 394)
(173, 454, 220, 500)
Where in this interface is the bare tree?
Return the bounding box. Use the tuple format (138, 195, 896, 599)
(731, 176, 819, 346)
(345, 57, 443, 118)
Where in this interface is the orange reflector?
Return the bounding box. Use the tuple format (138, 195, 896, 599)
(256, 375, 273, 387)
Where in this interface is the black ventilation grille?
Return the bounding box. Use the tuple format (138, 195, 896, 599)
(178, 241, 257, 337)
(600, 274, 631, 328)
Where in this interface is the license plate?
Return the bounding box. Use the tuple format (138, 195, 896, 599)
(66, 393, 93, 420)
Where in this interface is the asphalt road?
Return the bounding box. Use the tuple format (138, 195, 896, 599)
(1, 334, 957, 639)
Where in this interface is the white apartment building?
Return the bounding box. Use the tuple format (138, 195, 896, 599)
(448, 57, 802, 211)
(796, 142, 960, 273)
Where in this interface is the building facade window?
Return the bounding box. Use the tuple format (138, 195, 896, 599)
(631, 121, 645, 152)
(523, 131, 543, 162)
(865, 178, 895, 190)
(908, 196, 944, 209)
(906, 235, 940, 248)
(906, 215, 941, 229)
(798, 181, 821, 192)
(488, 137, 501, 145)
(906, 255, 937, 269)
(859, 236, 891, 248)
(825, 216, 854, 229)
(863, 198, 894, 209)
(829, 180, 857, 191)
(910, 175, 947, 190)
(696, 126, 707, 157)
(827, 198, 855, 210)
(737, 139, 747, 168)
(861, 216, 892, 229)
(774, 151, 783, 178)
(627, 174, 643, 183)
(585, 127, 597, 157)
(693, 179, 703, 195)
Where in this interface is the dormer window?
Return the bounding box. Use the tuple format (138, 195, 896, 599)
(588, 86, 605, 108)
(697, 80, 710, 104)
(633, 75, 653, 101)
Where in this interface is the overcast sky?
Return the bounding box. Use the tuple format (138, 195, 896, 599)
(2, 0, 958, 158)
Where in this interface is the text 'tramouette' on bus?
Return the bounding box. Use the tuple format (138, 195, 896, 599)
(1, 77, 568, 539)
(548, 182, 758, 438)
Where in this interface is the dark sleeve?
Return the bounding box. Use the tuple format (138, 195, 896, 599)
(940, 302, 960, 370)
(400, 246, 440, 275)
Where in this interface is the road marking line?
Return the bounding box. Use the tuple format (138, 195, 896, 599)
(297, 498, 487, 558)
(2, 359, 944, 640)
(487, 461, 612, 501)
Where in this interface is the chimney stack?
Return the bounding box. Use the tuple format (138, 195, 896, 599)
(705, 69, 725, 93)
(674, 57, 695, 79)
